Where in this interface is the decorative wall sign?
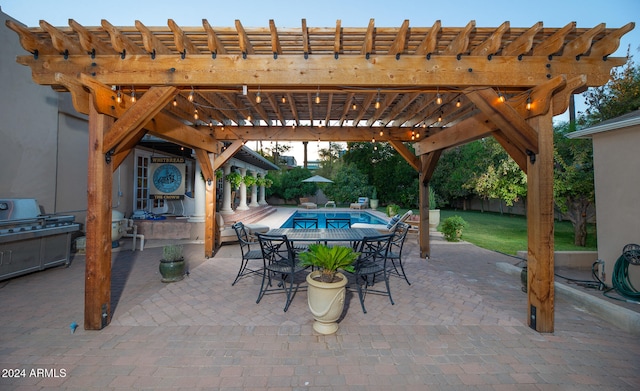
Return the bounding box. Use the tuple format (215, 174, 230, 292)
(150, 157, 185, 199)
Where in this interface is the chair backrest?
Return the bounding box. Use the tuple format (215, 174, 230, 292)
(293, 217, 318, 229)
(232, 222, 252, 255)
(355, 233, 394, 269)
(256, 233, 296, 265)
(390, 222, 410, 255)
(357, 197, 368, 204)
(326, 218, 351, 229)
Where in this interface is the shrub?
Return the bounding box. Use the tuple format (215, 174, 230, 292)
(441, 215, 468, 242)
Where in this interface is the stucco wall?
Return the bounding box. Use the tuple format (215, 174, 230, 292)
(0, 11, 59, 213)
(592, 125, 640, 287)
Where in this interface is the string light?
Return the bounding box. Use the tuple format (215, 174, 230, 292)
(379, 130, 384, 136)
(436, 88, 442, 105)
(188, 88, 194, 102)
(130, 87, 136, 103)
(281, 96, 286, 104)
(375, 89, 381, 109)
(438, 111, 443, 122)
(255, 91, 261, 104)
(456, 99, 461, 108)
(498, 92, 505, 103)
(172, 97, 177, 107)
(193, 108, 199, 120)
(116, 90, 122, 103)
(315, 87, 320, 104)
(526, 96, 532, 111)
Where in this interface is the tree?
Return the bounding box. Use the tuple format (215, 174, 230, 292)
(343, 142, 418, 207)
(553, 122, 595, 246)
(582, 53, 639, 124)
(323, 164, 370, 204)
(268, 167, 316, 202)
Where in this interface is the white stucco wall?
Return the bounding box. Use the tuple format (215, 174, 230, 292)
(592, 125, 640, 287)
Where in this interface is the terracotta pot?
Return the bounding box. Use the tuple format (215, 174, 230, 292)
(306, 271, 348, 334)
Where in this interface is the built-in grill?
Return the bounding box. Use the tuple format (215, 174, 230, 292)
(0, 198, 80, 281)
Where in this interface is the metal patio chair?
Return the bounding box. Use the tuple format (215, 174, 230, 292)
(255, 233, 309, 312)
(387, 222, 411, 285)
(348, 233, 394, 314)
(292, 217, 318, 229)
(230, 222, 265, 286)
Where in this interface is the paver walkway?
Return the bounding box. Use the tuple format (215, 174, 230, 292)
(1, 229, 639, 390)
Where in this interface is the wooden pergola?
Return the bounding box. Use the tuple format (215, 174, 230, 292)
(7, 17, 633, 332)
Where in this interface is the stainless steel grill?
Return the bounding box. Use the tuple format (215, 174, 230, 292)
(0, 198, 80, 281)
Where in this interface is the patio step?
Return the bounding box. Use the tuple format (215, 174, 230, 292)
(221, 205, 277, 226)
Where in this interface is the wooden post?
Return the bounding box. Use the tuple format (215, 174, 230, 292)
(526, 109, 555, 333)
(204, 154, 217, 257)
(419, 155, 431, 258)
(84, 96, 114, 330)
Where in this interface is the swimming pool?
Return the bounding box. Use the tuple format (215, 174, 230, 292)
(280, 210, 388, 228)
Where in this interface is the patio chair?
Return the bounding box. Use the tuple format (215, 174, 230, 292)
(299, 197, 318, 209)
(387, 222, 411, 285)
(231, 222, 264, 286)
(350, 197, 369, 209)
(325, 218, 351, 229)
(348, 233, 394, 313)
(293, 217, 318, 229)
(256, 233, 309, 312)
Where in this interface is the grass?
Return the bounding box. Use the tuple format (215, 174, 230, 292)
(439, 209, 597, 255)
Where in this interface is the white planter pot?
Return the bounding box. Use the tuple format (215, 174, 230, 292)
(428, 209, 441, 232)
(369, 199, 379, 209)
(306, 271, 348, 334)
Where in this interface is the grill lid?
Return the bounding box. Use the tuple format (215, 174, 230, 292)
(0, 198, 41, 221)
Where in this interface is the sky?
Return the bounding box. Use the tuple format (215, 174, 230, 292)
(2, 0, 638, 163)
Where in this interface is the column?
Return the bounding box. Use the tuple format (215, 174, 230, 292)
(188, 155, 205, 222)
(258, 174, 267, 205)
(220, 164, 234, 216)
(237, 167, 249, 210)
(249, 171, 259, 207)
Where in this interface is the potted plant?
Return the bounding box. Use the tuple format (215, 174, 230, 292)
(243, 174, 257, 187)
(225, 171, 243, 190)
(441, 215, 469, 242)
(369, 188, 379, 209)
(428, 187, 441, 232)
(159, 244, 186, 282)
(298, 244, 359, 334)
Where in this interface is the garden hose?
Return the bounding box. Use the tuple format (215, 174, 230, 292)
(603, 244, 640, 304)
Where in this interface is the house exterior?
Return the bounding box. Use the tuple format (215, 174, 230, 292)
(0, 9, 277, 236)
(567, 109, 640, 289)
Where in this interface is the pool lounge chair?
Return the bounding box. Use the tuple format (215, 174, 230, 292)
(299, 197, 318, 209)
(352, 210, 413, 233)
(350, 197, 369, 209)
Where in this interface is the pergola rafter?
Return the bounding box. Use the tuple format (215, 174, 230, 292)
(7, 17, 633, 332)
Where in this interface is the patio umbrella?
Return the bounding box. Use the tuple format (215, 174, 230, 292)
(302, 175, 333, 204)
(302, 175, 334, 184)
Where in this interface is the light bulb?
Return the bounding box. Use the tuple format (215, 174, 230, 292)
(130, 91, 136, 103)
(315, 93, 320, 104)
(436, 94, 442, 105)
(498, 94, 505, 103)
(193, 109, 198, 120)
(379, 130, 384, 136)
(172, 98, 177, 107)
(526, 97, 532, 111)
(456, 99, 461, 108)
(188, 91, 194, 102)
(255, 93, 261, 104)
(281, 96, 286, 103)
(116, 91, 122, 103)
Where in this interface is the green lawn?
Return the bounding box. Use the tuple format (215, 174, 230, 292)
(439, 209, 597, 255)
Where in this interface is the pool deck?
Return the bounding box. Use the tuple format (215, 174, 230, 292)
(1, 207, 639, 390)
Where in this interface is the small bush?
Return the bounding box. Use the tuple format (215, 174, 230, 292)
(387, 204, 400, 217)
(441, 215, 468, 242)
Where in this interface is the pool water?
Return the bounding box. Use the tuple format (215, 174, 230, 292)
(280, 211, 388, 228)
